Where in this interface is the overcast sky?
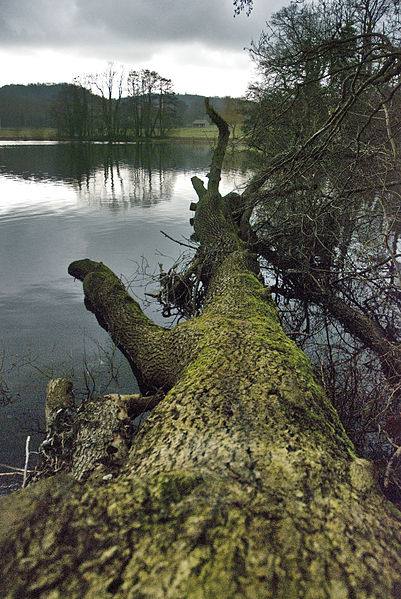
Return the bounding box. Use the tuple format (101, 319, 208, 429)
(0, 0, 286, 97)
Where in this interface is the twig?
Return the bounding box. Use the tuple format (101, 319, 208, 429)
(0, 463, 26, 473)
(160, 230, 197, 250)
(22, 435, 31, 488)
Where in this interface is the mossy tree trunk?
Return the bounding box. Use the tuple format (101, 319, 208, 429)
(1, 102, 401, 599)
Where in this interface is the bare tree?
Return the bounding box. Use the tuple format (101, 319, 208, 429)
(86, 63, 125, 141)
(127, 69, 176, 138)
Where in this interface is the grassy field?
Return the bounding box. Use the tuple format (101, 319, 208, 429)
(0, 127, 59, 140)
(0, 126, 219, 142)
(168, 126, 218, 140)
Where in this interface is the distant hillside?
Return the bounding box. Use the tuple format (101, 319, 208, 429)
(0, 84, 67, 128)
(176, 94, 228, 125)
(0, 83, 234, 129)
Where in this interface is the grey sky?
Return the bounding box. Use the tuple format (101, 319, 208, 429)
(0, 0, 285, 96)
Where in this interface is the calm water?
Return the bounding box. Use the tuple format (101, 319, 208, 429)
(0, 141, 250, 485)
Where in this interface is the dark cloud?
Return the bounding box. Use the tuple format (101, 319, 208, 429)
(0, 0, 286, 94)
(0, 0, 280, 53)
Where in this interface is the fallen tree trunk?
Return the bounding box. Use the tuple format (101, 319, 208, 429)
(1, 102, 401, 599)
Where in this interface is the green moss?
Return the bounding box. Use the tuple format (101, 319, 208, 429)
(386, 500, 401, 521)
(152, 471, 205, 506)
(3, 204, 399, 597)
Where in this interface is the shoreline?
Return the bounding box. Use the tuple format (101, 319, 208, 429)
(0, 135, 218, 143)
(0, 127, 220, 144)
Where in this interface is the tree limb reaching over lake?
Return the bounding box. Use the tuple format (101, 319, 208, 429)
(0, 99, 401, 598)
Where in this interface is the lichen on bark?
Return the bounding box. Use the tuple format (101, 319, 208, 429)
(1, 101, 401, 598)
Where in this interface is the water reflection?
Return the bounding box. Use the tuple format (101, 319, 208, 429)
(77, 157, 178, 209)
(0, 141, 251, 473)
(0, 141, 213, 185)
(0, 141, 250, 216)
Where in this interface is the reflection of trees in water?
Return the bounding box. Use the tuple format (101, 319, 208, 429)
(0, 141, 253, 210)
(0, 140, 251, 186)
(0, 142, 212, 183)
(59, 143, 181, 203)
(76, 146, 178, 209)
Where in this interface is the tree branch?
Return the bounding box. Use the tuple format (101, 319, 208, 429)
(257, 243, 401, 385)
(191, 176, 207, 201)
(204, 98, 230, 194)
(69, 259, 177, 393)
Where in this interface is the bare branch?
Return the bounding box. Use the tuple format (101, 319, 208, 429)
(204, 98, 230, 194)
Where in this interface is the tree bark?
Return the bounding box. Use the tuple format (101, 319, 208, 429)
(1, 102, 401, 599)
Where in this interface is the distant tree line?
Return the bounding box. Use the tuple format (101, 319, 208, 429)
(0, 72, 247, 141)
(51, 64, 180, 141)
(52, 64, 248, 141)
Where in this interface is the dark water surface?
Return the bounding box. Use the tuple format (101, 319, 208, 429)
(0, 141, 250, 487)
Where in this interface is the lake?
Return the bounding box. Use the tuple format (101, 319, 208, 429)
(0, 140, 250, 490)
